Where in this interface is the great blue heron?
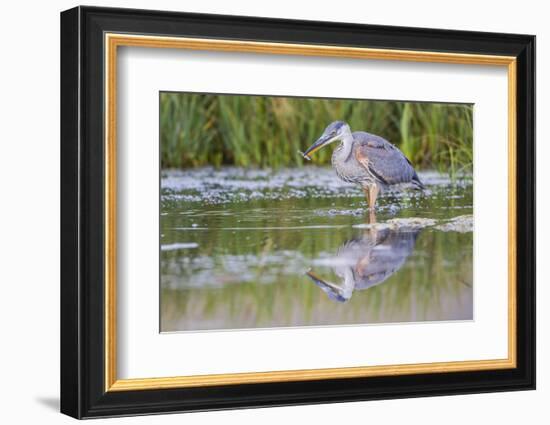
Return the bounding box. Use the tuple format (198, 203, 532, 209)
(305, 227, 420, 302)
(302, 121, 425, 211)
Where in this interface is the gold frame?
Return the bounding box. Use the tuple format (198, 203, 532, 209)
(104, 33, 517, 392)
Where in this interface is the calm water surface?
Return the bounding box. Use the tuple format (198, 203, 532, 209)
(160, 167, 473, 332)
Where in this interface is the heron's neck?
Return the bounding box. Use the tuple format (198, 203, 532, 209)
(338, 132, 354, 161)
(341, 268, 356, 300)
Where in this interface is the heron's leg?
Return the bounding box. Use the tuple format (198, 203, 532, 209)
(368, 209, 377, 224)
(362, 186, 370, 205)
(368, 185, 379, 224)
(368, 185, 379, 210)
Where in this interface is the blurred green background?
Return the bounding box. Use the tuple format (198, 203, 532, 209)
(160, 92, 473, 176)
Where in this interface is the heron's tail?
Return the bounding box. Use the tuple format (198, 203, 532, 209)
(411, 172, 426, 190)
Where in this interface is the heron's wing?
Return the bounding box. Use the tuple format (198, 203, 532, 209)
(354, 230, 419, 290)
(353, 132, 416, 185)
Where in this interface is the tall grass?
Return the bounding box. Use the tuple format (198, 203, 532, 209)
(160, 92, 473, 173)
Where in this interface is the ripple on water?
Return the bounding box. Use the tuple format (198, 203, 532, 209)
(352, 216, 473, 233)
(161, 242, 199, 251)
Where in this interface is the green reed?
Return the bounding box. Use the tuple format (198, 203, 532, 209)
(160, 92, 473, 174)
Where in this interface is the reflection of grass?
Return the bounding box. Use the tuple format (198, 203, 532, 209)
(160, 93, 473, 174)
(160, 229, 473, 332)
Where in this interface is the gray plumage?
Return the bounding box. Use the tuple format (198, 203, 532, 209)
(306, 228, 420, 302)
(348, 228, 418, 290)
(331, 130, 423, 189)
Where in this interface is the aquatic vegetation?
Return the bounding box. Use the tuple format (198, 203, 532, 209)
(160, 93, 473, 175)
(435, 215, 474, 233)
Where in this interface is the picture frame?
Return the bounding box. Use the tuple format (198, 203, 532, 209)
(60, 5, 535, 419)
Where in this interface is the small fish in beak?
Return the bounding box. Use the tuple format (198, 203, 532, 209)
(297, 150, 312, 161)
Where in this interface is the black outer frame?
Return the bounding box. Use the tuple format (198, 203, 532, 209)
(60, 5, 535, 419)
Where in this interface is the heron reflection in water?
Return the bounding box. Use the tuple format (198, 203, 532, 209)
(306, 227, 420, 302)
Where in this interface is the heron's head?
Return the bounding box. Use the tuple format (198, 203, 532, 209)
(302, 121, 351, 159)
(305, 269, 352, 303)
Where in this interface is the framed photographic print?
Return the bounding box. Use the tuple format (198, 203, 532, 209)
(60, 6, 535, 419)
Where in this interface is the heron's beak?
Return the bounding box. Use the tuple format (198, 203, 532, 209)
(305, 270, 333, 288)
(302, 134, 333, 159)
(305, 270, 348, 303)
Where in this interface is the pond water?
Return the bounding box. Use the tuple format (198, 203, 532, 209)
(160, 166, 473, 332)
